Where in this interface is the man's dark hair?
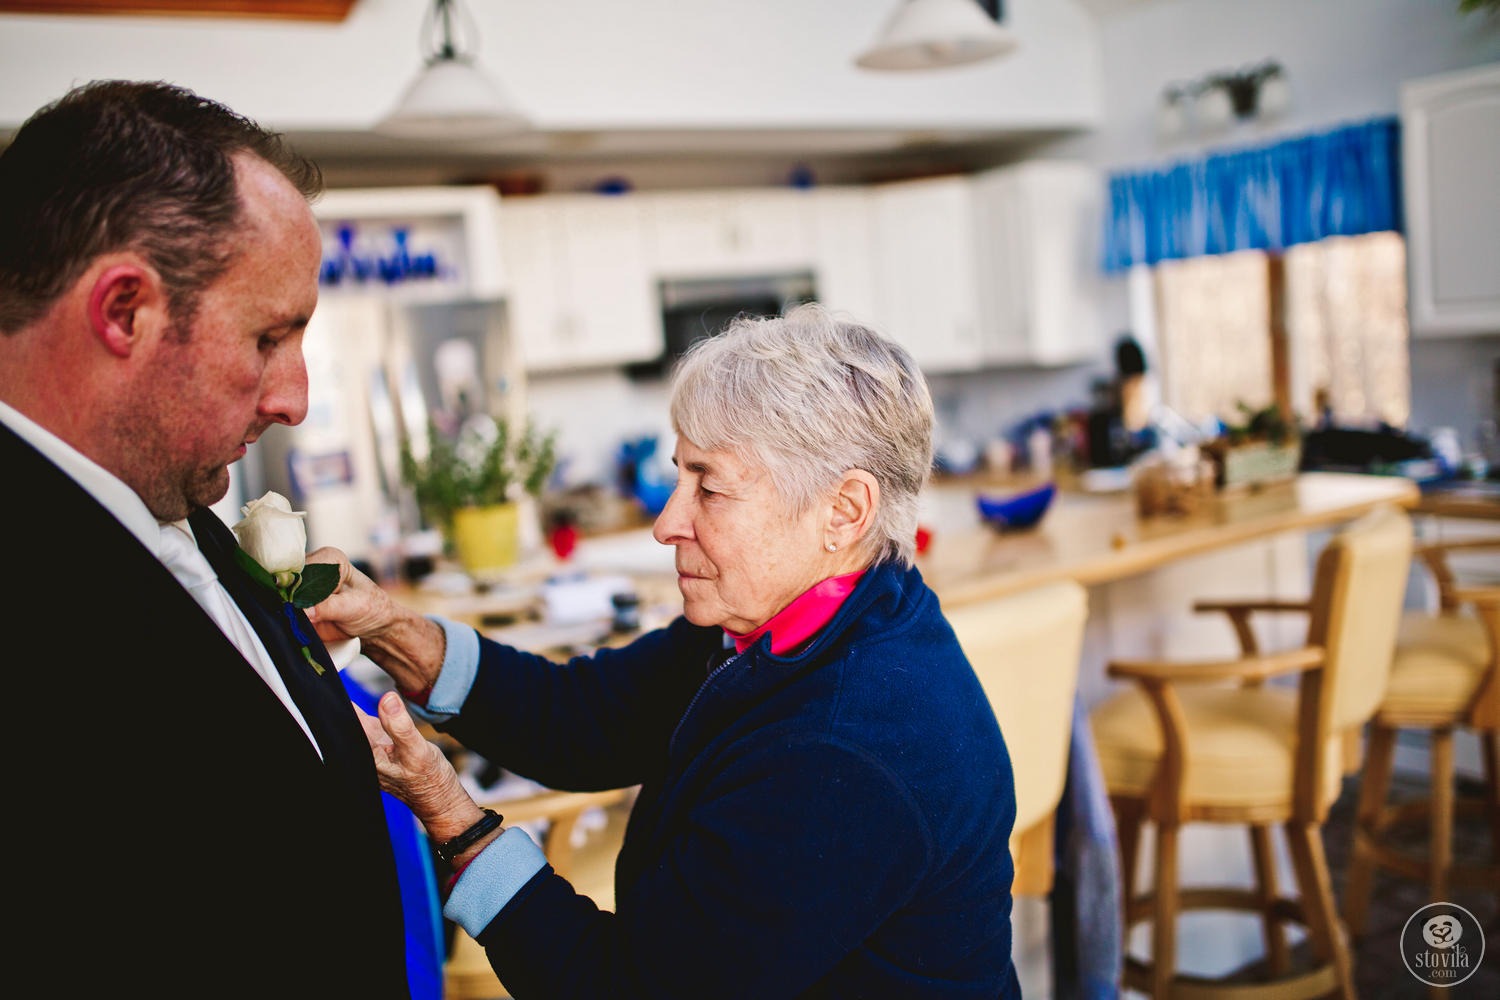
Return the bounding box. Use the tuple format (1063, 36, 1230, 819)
(0, 79, 323, 335)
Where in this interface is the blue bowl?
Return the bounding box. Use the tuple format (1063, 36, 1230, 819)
(976, 481, 1056, 532)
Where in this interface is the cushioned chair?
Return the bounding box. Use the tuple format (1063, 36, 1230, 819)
(1341, 535, 1500, 936)
(1091, 505, 1413, 999)
(946, 579, 1089, 896)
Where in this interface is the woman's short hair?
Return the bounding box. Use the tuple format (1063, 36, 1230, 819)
(0, 79, 323, 335)
(669, 301, 935, 567)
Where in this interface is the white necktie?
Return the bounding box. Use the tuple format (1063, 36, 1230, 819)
(158, 522, 321, 756)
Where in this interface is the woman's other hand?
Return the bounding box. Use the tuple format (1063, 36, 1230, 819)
(357, 690, 484, 841)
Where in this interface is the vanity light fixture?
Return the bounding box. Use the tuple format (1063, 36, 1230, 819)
(377, 0, 530, 139)
(1157, 60, 1290, 141)
(855, 0, 1018, 72)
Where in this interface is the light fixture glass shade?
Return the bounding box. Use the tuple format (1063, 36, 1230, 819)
(855, 0, 1018, 71)
(1256, 72, 1292, 120)
(377, 56, 531, 139)
(1192, 84, 1234, 133)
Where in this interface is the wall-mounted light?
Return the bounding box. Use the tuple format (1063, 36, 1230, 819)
(1157, 60, 1289, 140)
(377, 0, 530, 139)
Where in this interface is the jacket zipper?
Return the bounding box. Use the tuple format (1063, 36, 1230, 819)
(669, 647, 742, 751)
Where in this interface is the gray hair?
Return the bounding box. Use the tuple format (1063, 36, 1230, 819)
(668, 301, 934, 567)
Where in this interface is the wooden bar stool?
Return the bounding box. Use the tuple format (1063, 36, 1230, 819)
(1342, 536, 1500, 937)
(1090, 505, 1413, 999)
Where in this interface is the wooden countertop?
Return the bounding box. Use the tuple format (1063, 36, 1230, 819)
(916, 471, 1420, 608)
(1413, 480, 1500, 520)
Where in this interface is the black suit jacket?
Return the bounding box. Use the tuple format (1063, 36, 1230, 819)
(5, 422, 410, 997)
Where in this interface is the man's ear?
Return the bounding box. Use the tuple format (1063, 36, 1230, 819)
(827, 469, 879, 547)
(87, 263, 157, 358)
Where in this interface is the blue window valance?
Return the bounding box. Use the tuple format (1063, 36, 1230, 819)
(1102, 117, 1402, 273)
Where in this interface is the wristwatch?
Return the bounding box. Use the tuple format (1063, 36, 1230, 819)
(435, 808, 503, 865)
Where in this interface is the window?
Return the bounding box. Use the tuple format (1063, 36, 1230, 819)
(1144, 232, 1410, 432)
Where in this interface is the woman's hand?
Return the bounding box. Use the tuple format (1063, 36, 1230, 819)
(356, 690, 488, 843)
(304, 546, 447, 694)
(302, 546, 397, 642)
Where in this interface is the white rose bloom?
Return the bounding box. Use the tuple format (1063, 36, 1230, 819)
(232, 491, 309, 589)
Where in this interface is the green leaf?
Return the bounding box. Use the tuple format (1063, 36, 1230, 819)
(233, 547, 278, 591)
(291, 562, 340, 608)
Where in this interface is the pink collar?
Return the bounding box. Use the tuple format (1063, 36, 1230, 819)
(727, 570, 866, 656)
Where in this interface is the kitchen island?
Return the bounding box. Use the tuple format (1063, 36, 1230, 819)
(396, 471, 1419, 648)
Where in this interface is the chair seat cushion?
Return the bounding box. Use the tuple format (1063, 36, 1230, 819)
(1091, 684, 1343, 813)
(1377, 611, 1490, 720)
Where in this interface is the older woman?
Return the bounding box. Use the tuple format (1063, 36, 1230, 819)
(309, 302, 1022, 999)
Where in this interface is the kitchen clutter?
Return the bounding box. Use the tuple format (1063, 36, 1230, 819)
(1130, 447, 1216, 518)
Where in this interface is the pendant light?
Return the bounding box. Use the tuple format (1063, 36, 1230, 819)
(855, 0, 1018, 72)
(377, 0, 530, 139)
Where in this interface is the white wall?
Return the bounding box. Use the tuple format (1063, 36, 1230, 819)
(1066, 0, 1499, 171)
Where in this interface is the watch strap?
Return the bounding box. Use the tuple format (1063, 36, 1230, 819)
(435, 808, 504, 865)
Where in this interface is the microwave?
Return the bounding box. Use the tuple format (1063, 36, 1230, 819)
(626, 270, 817, 380)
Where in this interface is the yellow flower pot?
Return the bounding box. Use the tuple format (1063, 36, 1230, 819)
(450, 503, 520, 576)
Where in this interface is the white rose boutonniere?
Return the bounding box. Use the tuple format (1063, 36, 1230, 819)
(231, 491, 340, 675)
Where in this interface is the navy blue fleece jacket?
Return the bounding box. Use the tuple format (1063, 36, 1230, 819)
(432, 560, 1021, 999)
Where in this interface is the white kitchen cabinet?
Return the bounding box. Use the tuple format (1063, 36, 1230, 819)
(1401, 62, 1500, 337)
(314, 186, 508, 301)
(972, 161, 1105, 366)
(810, 186, 880, 328)
(868, 162, 1105, 374)
(870, 175, 986, 373)
(499, 194, 661, 373)
(643, 188, 818, 278)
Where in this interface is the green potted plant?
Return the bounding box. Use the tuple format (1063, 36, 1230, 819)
(1205, 400, 1302, 491)
(400, 414, 558, 575)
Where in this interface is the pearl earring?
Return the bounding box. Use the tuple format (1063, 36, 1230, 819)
(826, 542, 837, 552)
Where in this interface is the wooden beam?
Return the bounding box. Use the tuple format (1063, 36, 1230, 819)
(0, 1, 357, 21)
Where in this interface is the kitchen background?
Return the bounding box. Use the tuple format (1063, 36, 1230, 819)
(1, 0, 1496, 567)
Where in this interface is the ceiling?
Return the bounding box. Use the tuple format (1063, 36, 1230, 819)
(282, 124, 1076, 189)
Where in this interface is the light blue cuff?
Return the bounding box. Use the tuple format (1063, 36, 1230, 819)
(405, 615, 479, 724)
(443, 826, 549, 937)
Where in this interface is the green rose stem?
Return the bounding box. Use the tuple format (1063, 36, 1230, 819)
(282, 602, 323, 674)
(233, 549, 340, 676)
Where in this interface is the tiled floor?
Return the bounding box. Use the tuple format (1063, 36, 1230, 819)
(1321, 768, 1499, 999)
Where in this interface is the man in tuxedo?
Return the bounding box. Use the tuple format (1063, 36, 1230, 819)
(0, 80, 412, 996)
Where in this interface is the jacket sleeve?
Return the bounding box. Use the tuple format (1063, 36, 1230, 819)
(471, 734, 932, 1000)
(439, 615, 723, 791)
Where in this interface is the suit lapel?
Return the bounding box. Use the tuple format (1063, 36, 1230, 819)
(190, 508, 364, 767)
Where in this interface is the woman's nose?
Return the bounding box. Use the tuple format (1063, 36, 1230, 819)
(651, 483, 689, 545)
